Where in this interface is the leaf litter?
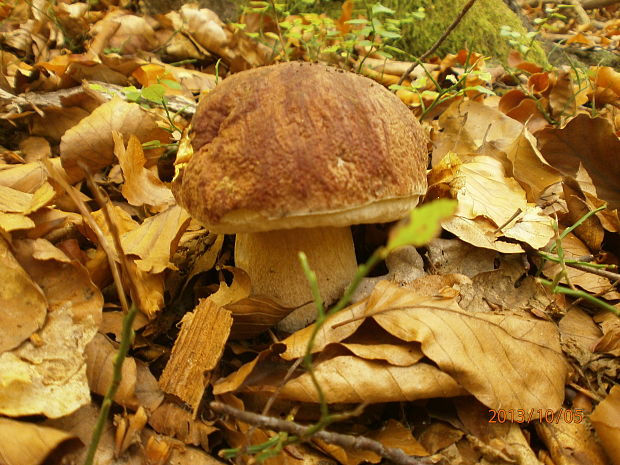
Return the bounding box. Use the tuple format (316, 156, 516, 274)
(0, 0, 619, 464)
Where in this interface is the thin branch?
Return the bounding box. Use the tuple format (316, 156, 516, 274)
(209, 402, 439, 465)
(539, 253, 620, 283)
(397, 0, 479, 85)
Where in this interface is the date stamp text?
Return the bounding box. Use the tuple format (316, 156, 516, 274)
(488, 409, 584, 424)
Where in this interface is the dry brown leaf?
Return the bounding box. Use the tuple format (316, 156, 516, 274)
(0, 303, 95, 418)
(366, 281, 567, 411)
(280, 298, 369, 360)
(503, 128, 561, 202)
(538, 114, 620, 211)
(60, 97, 170, 182)
(128, 259, 165, 318)
(13, 238, 103, 326)
(90, 11, 159, 54)
(593, 311, 620, 356)
(0, 236, 46, 352)
(498, 90, 550, 133)
(455, 399, 541, 465)
(0, 212, 35, 231)
(0, 182, 55, 215)
(426, 238, 498, 277)
(0, 161, 48, 192)
(149, 402, 217, 449)
(208, 266, 292, 337)
(114, 133, 176, 211)
(0, 417, 79, 465)
(590, 385, 620, 464)
(428, 153, 554, 252)
(536, 415, 610, 465)
(121, 204, 190, 273)
(85, 333, 143, 410)
(277, 356, 466, 403)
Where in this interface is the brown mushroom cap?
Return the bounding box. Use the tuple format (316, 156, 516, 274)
(174, 61, 428, 233)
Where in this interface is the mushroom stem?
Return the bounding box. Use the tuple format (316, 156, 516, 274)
(235, 227, 358, 331)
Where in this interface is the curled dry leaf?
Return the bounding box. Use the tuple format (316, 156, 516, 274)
(60, 97, 170, 183)
(89, 205, 166, 317)
(90, 11, 159, 55)
(250, 281, 566, 410)
(85, 333, 163, 411)
(113, 133, 176, 212)
(121, 204, 191, 274)
(590, 385, 620, 464)
(434, 100, 560, 202)
(149, 402, 217, 450)
(0, 417, 79, 465)
(278, 356, 466, 404)
(538, 114, 620, 211)
(0, 236, 46, 352)
(428, 153, 554, 252)
(0, 182, 55, 215)
(0, 161, 48, 192)
(208, 266, 291, 338)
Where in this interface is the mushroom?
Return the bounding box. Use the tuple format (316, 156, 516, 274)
(173, 62, 427, 332)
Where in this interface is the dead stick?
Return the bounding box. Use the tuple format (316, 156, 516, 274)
(397, 0, 479, 85)
(210, 402, 438, 465)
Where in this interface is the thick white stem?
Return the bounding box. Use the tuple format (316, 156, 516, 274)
(235, 227, 357, 331)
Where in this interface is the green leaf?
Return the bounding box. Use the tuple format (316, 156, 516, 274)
(375, 49, 393, 59)
(386, 199, 457, 251)
(345, 19, 369, 25)
(466, 85, 495, 96)
(140, 83, 166, 103)
(377, 29, 401, 39)
(122, 85, 141, 102)
(160, 79, 181, 89)
(371, 3, 395, 15)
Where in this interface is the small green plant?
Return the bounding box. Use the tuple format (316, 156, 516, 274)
(232, 0, 424, 63)
(389, 50, 495, 119)
(89, 79, 184, 150)
(537, 204, 620, 318)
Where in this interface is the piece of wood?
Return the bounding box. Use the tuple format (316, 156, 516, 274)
(159, 299, 232, 415)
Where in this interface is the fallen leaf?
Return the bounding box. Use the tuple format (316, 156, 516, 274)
(114, 133, 176, 211)
(0, 417, 79, 465)
(590, 385, 620, 464)
(428, 153, 554, 252)
(60, 97, 170, 183)
(0, 304, 95, 418)
(121, 204, 191, 273)
(0, 236, 46, 352)
(278, 356, 466, 403)
(367, 281, 567, 411)
(538, 114, 620, 210)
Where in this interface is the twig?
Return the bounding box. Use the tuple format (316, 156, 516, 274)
(397, 0, 479, 85)
(538, 253, 620, 283)
(493, 208, 523, 233)
(209, 402, 439, 465)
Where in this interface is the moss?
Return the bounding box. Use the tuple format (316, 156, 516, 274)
(387, 0, 547, 66)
